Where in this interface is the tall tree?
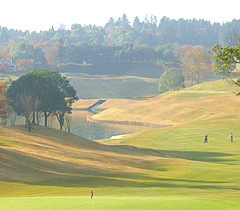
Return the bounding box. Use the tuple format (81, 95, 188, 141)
(180, 45, 212, 85)
(6, 75, 41, 131)
(158, 67, 185, 92)
(26, 69, 78, 129)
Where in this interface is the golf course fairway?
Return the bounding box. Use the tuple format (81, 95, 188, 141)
(1, 80, 240, 209)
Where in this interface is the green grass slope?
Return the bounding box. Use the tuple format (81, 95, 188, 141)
(92, 80, 240, 126)
(0, 125, 182, 197)
(64, 73, 159, 99)
(98, 118, 240, 208)
(1, 79, 240, 208)
(1, 120, 240, 208)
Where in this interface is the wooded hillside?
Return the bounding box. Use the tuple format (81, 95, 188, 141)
(1, 15, 239, 77)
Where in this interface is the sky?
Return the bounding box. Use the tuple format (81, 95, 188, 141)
(1, 0, 240, 32)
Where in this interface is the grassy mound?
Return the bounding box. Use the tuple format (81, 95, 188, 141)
(0, 125, 175, 197)
(92, 80, 240, 125)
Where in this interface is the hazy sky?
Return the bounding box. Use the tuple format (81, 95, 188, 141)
(1, 0, 240, 32)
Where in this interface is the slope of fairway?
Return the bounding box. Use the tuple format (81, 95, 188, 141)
(1, 120, 240, 208)
(91, 80, 240, 126)
(98, 118, 240, 207)
(0, 124, 186, 197)
(1, 79, 240, 208)
(66, 73, 159, 99)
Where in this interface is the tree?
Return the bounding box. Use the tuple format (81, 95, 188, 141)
(9, 42, 48, 70)
(105, 17, 115, 28)
(64, 114, 72, 133)
(0, 47, 10, 61)
(0, 27, 9, 45)
(6, 69, 78, 131)
(26, 69, 78, 130)
(158, 67, 185, 92)
(180, 45, 212, 85)
(6, 74, 41, 131)
(133, 16, 142, 31)
(19, 94, 39, 131)
(211, 44, 240, 83)
(0, 82, 10, 125)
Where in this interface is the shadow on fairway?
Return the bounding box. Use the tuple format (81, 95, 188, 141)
(109, 145, 235, 164)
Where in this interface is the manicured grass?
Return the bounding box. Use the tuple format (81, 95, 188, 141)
(1, 119, 240, 208)
(66, 74, 159, 99)
(1, 79, 240, 209)
(97, 118, 240, 206)
(0, 196, 239, 209)
(92, 80, 240, 125)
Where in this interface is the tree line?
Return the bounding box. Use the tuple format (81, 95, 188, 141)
(1, 14, 239, 79)
(1, 39, 212, 78)
(1, 15, 240, 48)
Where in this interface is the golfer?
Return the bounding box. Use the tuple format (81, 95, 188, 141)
(230, 133, 233, 142)
(204, 134, 208, 143)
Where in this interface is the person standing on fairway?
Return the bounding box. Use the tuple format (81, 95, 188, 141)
(204, 134, 208, 143)
(230, 133, 233, 142)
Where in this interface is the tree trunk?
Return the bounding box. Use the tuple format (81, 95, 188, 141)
(60, 115, 64, 130)
(44, 111, 48, 127)
(32, 111, 36, 124)
(36, 111, 39, 125)
(59, 113, 65, 130)
(27, 119, 31, 132)
(196, 76, 199, 84)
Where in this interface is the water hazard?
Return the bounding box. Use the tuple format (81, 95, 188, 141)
(14, 111, 153, 140)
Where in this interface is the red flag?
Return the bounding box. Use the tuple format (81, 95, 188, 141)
(91, 190, 93, 199)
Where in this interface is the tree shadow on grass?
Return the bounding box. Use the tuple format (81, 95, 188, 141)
(1, 144, 238, 194)
(4, 172, 240, 193)
(108, 145, 236, 164)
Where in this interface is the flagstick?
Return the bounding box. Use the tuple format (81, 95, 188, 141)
(92, 197, 94, 210)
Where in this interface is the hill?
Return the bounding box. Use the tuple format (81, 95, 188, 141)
(1, 79, 240, 208)
(1, 119, 240, 208)
(0, 124, 170, 197)
(91, 80, 240, 126)
(64, 73, 159, 99)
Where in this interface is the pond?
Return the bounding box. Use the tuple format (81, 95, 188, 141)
(13, 111, 153, 140)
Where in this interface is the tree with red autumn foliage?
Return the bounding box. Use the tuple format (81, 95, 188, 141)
(180, 45, 212, 85)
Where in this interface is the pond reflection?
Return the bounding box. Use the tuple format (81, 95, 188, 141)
(13, 111, 152, 140)
(70, 111, 152, 140)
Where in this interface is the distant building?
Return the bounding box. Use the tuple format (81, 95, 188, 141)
(0, 60, 17, 72)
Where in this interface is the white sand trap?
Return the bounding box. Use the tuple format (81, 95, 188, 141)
(110, 135, 126, 139)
